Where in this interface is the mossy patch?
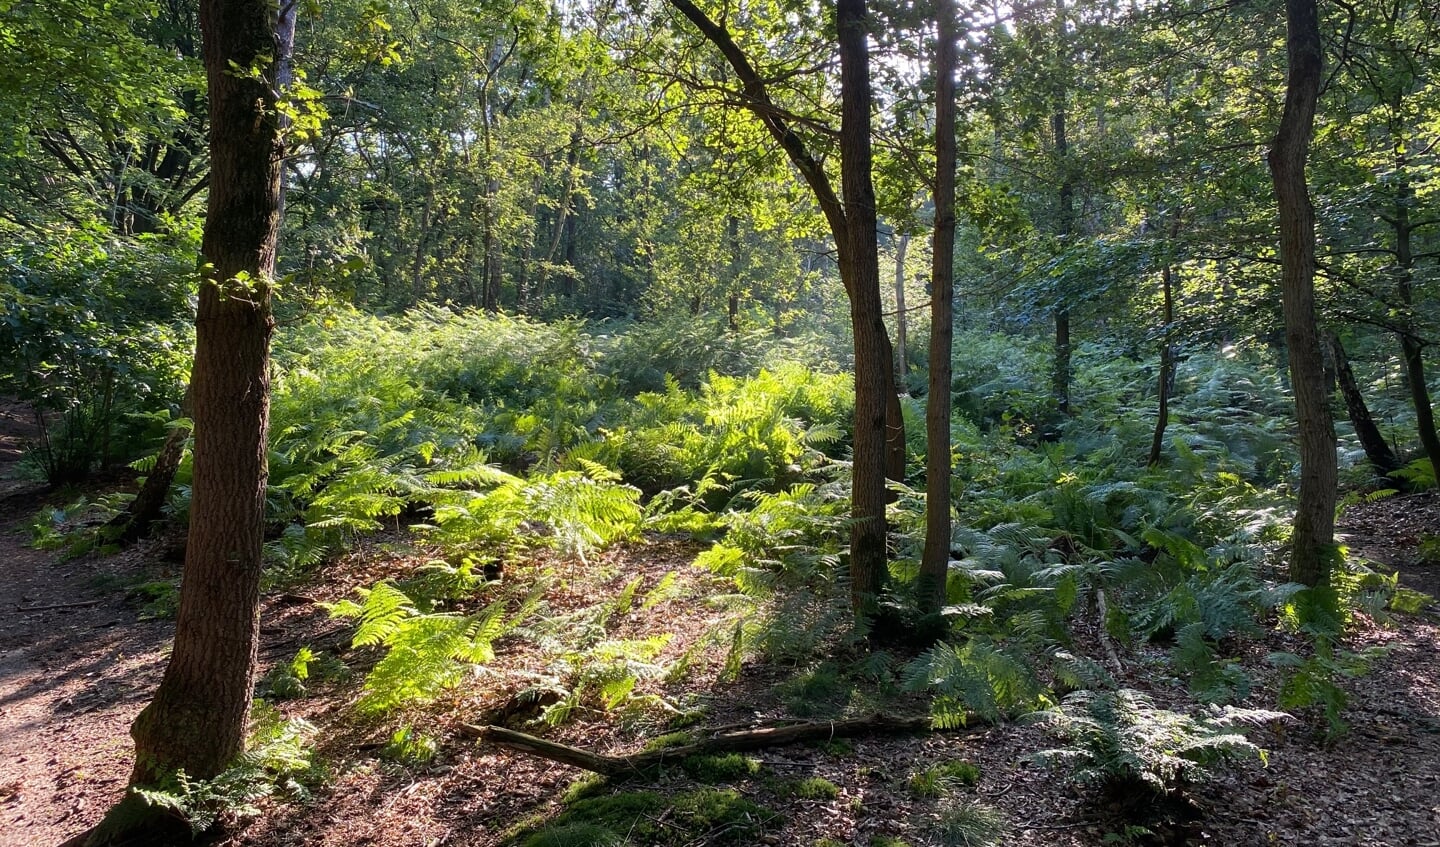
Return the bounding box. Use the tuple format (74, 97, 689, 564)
(779, 777, 840, 800)
(642, 731, 694, 752)
(561, 774, 609, 803)
(511, 787, 781, 846)
(680, 753, 761, 782)
(521, 822, 621, 847)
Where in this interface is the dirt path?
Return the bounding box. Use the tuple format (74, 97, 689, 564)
(0, 404, 172, 847)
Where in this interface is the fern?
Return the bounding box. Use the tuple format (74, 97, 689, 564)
(1029, 689, 1285, 797)
(327, 583, 530, 713)
(904, 639, 1043, 726)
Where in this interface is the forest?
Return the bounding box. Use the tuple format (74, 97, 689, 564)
(1, 0, 1439, 845)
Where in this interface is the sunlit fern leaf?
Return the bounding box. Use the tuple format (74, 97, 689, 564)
(347, 581, 416, 648)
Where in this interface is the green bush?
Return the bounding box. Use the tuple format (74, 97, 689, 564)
(0, 231, 194, 482)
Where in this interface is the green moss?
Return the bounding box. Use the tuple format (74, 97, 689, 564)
(869, 838, 914, 847)
(513, 787, 780, 846)
(681, 753, 761, 783)
(814, 839, 846, 847)
(670, 788, 781, 842)
(521, 822, 620, 847)
(782, 777, 840, 800)
(642, 731, 695, 752)
(561, 774, 609, 803)
(776, 662, 853, 717)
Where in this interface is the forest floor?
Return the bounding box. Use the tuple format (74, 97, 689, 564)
(3, 405, 1440, 846)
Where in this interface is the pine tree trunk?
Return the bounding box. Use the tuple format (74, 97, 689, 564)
(919, 0, 958, 615)
(1268, 0, 1336, 587)
(88, 4, 290, 842)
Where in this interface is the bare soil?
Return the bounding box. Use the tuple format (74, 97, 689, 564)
(3, 399, 1439, 847)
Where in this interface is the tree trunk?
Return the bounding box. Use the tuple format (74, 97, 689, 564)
(1268, 0, 1336, 587)
(838, 0, 888, 618)
(919, 0, 958, 615)
(86, 2, 290, 842)
(666, 0, 887, 623)
(727, 215, 742, 331)
(1148, 261, 1176, 466)
(111, 391, 191, 544)
(893, 231, 909, 387)
(1327, 331, 1401, 478)
(1050, 0, 1074, 421)
(1392, 168, 1440, 483)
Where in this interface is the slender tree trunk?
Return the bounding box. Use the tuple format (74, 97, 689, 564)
(1392, 167, 1440, 483)
(893, 231, 909, 387)
(919, 0, 958, 615)
(483, 180, 501, 311)
(1051, 0, 1073, 421)
(727, 215, 742, 331)
(537, 129, 583, 299)
(1327, 331, 1401, 477)
(1268, 0, 1335, 587)
(1148, 262, 1176, 466)
(111, 389, 192, 543)
(665, 0, 888, 623)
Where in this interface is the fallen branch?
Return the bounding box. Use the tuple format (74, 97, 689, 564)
(462, 713, 949, 777)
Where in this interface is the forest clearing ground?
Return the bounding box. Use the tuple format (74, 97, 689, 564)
(3, 424, 1440, 846)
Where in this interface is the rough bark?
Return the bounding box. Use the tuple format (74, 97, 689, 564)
(1327, 331, 1401, 478)
(84, 2, 290, 843)
(837, 0, 889, 617)
(919, 0, 958, 615)
(1268, 0, 1336, 586)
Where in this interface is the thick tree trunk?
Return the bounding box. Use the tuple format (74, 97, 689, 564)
(919, 0, 958, 615)
(838, 0, 889, 619)
(1327, 331, 1401, 477)
(1148, 262, 1176, 466)
(1268, 0, 1336, 587)
(85, 3, 290, 843)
